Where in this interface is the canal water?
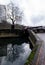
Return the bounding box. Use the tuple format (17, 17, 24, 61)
(0, 43, 31, 65)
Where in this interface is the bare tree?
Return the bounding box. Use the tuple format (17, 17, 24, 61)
(7, 2, 23, 29)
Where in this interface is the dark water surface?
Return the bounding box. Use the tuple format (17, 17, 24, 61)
(0, 43, 31, 65)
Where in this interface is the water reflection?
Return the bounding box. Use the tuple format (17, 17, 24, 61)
(0, 43, 31, 65)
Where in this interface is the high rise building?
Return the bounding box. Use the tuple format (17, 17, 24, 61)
(0, 5, 6, 22)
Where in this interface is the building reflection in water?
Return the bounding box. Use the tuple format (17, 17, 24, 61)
(0, 43, 31, 65)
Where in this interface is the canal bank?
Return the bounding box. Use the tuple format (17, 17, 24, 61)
(24, 42, 42, 65)
(24, 32, 43, 65)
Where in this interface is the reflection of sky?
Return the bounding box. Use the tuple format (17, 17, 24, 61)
(0, 43, 31, 65)
(0, 0, 45, 26)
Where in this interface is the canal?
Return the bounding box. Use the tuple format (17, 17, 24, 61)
(0, 43, 31, 65)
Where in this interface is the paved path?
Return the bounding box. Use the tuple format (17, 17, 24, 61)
(35, 33, 45, 65)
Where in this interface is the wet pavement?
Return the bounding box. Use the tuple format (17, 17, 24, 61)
(35, 34, 45, 65)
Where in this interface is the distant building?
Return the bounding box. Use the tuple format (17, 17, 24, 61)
(0, 5, 6, 22)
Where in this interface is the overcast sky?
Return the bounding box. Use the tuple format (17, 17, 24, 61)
(0, 0, 45, 26)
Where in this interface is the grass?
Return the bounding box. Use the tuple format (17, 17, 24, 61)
(24, 45, 38, 65)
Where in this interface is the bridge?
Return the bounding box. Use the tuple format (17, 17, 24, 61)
(0, 28, 42, 56)
(0, 29, 34, 47)
(29, 26, 45, 33)
(0, 29, 39, 45)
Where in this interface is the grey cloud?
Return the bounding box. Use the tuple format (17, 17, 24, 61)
(31, 15, 45, 26)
